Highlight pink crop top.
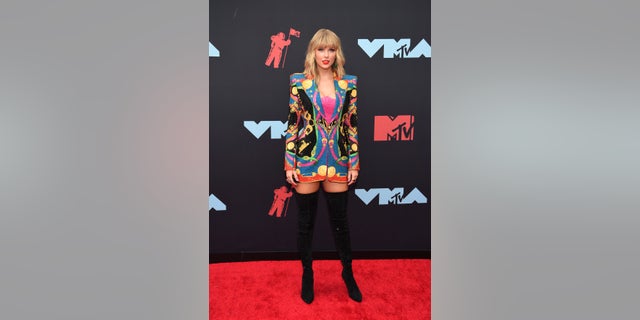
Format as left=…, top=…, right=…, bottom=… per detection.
left=321, top=95, right=336, bottom=118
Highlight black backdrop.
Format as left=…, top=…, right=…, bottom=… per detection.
left=210, top=0, right=430, bottom=258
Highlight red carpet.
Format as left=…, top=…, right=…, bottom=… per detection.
left=210, top=259, right=430, bottom=320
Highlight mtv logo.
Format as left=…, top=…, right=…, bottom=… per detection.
left=373, top=115, right=415, bottom=141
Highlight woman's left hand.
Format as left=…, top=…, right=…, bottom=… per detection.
left=347, top=170, right=359, bottom=185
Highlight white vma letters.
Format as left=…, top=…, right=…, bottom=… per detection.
left=358, top=39, right=431, bottom=58
left=244, top=121, right=287, bottom=139
left=355, top=188, right=428, bottom=205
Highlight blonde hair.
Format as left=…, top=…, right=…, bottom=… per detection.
left=303, top=29, right=346, bottom=81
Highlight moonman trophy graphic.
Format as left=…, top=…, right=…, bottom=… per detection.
left=265, top=28, right=301, bottom=69
left=268, top=186, right=293, bottom=218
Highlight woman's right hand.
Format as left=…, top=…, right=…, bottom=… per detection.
left=285, top=170, right=299, bottom=186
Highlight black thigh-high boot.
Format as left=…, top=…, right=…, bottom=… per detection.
left=326, top=191, right=362, bottom=302
left=295, top=190, right=319, bottom=304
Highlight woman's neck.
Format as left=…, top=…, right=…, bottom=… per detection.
left=317, top=68, right=334, bottom=82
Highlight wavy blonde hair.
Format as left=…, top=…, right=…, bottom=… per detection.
left=303, top=28, right=346, bottom=81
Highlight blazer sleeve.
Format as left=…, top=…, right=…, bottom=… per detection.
left=284, top=76, right=302, bottom=171
left=346, top=77, right=359, bottom=170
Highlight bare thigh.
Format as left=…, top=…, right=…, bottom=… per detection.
left=295, top=182, right=321, bottom=194
left=322, top=180, right=348, bottom=193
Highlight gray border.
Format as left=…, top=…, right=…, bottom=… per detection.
left=1, top=1, right=208, bottom=318
left=433, top=0, right=640, bottom=318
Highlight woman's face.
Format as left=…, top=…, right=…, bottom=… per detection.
left=315, top=46, right=336, bottom=70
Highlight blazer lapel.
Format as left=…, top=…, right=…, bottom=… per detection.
left=335, top=79, right=348, bottom=114
left=301, top=78, right=321, bottom=112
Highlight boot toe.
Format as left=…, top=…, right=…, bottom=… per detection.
left=348, top=289, right=362, bottom=302
left=301, top=271, right=314, bottom=304
left=301, top=291, right=314, bottom=304
left=342, top=271, right=363, bottom=302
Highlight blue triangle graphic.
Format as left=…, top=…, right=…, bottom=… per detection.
left=209, top=42, right=220, bottom=57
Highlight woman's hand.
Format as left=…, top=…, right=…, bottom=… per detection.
left=286, top=170, right=299, bottom=186
left=347, top=170, right=359, bottom=185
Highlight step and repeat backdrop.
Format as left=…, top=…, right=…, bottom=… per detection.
left=210, top=0, right=430, bottom=256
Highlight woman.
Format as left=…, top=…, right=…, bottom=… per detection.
left=284, top=28, right=362, bottom=304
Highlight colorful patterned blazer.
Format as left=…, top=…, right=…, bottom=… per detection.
left=284, top=73, right=359, bottom=183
